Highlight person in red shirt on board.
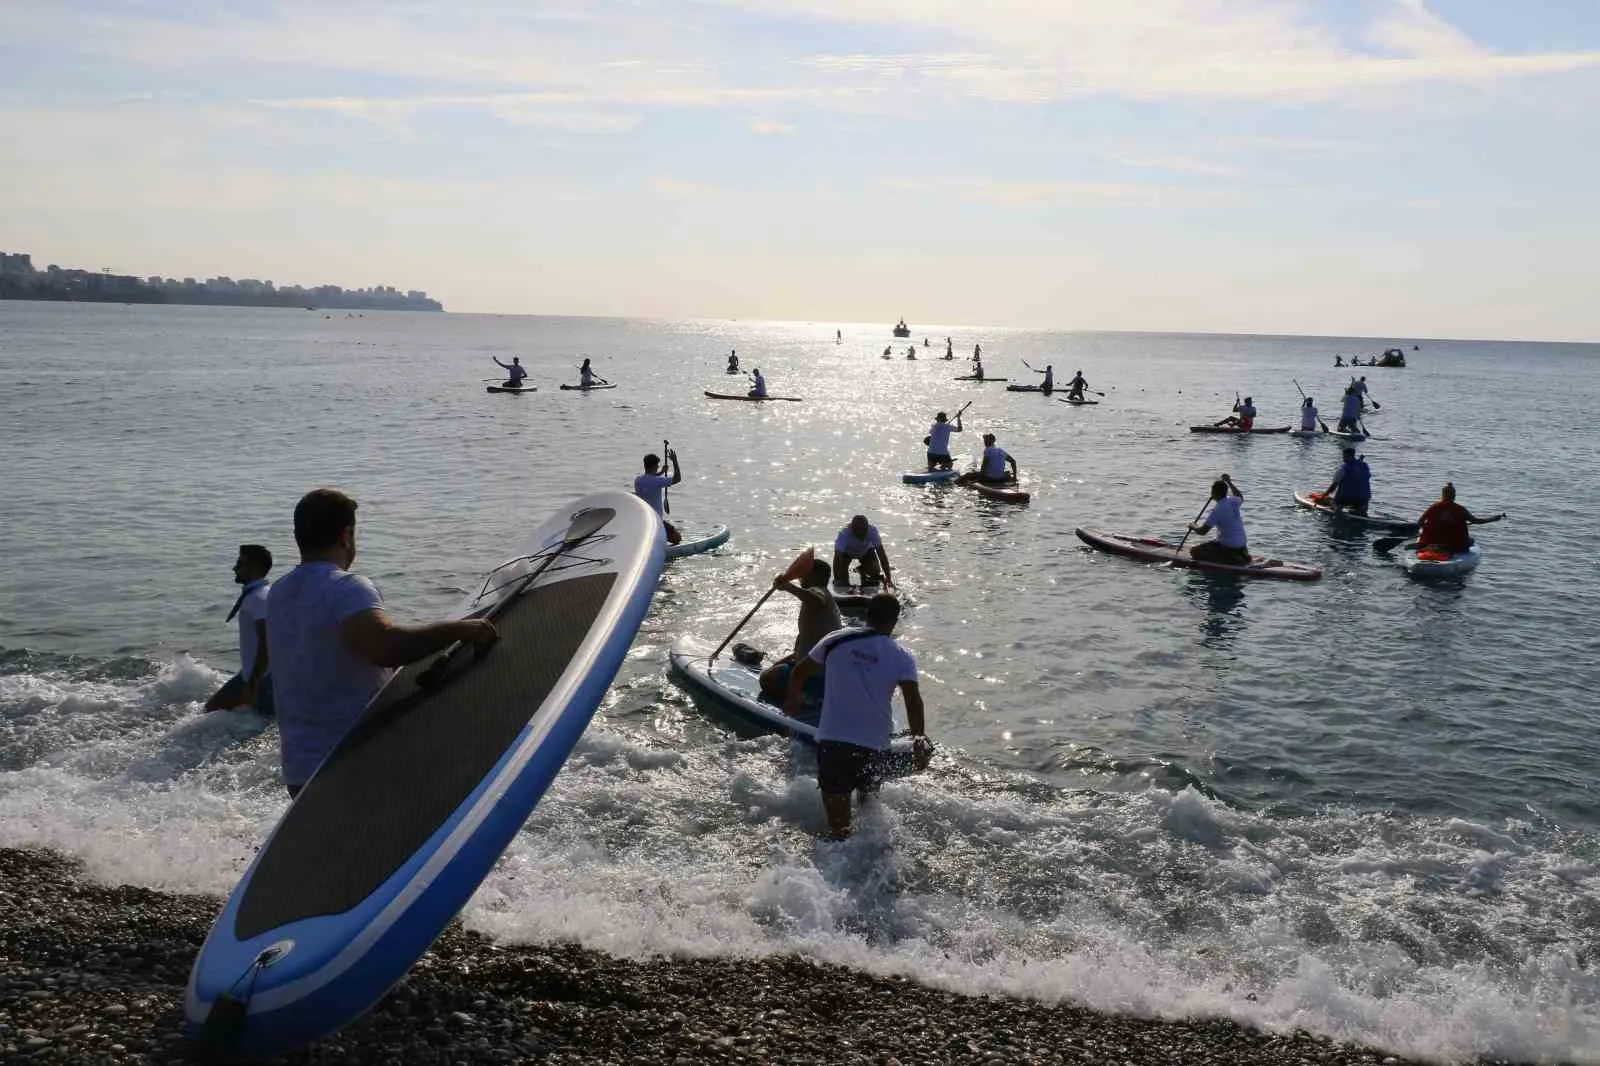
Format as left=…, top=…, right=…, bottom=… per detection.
left=1414, top=482, right=1505, bottom=552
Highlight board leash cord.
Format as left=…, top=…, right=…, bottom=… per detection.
left=197, top=942, right=288, bottom=1055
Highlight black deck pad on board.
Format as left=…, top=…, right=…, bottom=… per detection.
left=236, top=572, right=616, bottom=940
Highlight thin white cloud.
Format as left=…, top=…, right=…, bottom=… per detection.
left=748, top=117, right=796, bottom=134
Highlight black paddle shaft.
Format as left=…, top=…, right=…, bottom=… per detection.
left=416, top=507, right=615, bottom=689
left=662, top=439, right=671, bottom=515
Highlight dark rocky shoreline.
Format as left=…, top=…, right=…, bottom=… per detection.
left=0, top=847, right=1512, bottom=1065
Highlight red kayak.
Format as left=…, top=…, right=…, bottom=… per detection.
left=1189, top=425, right=1291, bottom=434
left=967, top=480, right=1030, bottom=504
left=1075, top=528, right=1321, bottom=581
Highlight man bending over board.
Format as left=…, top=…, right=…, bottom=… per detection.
left=832, top=514, right=894, bottom=588
left=205, top=543, right=275, bottom=715
left=633, top=449, right=683, bottom=545
left=268, top=489, right=498, bottom=799
left=758, top=558, right=843, bottom=702
left=785, top=594, right=928, bottom=839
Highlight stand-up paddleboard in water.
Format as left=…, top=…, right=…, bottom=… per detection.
left=1293, top=491, right=1417, bottom=534
left=186, top=492, right=666, bottom=1061
left=1075, top=528, right=1321, bottom=581
left=668, top=636, right=929, bottom=776
left=902, top=469, right=958, bottom=484
left=703, top=391, right=803, bottom=402
left=486, top=385, right=536, bottom=394
left=559, top=383, right=617, bottom=391
left=1189, top=425, right=1291, bottom=435
left=953, top=376, right=1009, bottom=383
left=966, top=480, right=1030, bottom=504
left=665, top=525, right=732, bottom=559
left=1399, top=544, right=1481, bottom=578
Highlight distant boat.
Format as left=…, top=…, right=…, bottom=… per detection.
left=892, top=318, right=911, bottom=338
left=1377, top=347, right=1407, bottom=368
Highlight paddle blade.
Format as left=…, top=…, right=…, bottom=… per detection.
left=780, top=547, right=816, bottom=582
left=566, top=507, right=615, bottom=544
left=1372, top=536, right=1406, bottom=555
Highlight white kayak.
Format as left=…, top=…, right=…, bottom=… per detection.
left=1399, top=544, right=1481, bottom=578
left=666, top=525, right=732, bottom=559
left=902, top=469, right=959, bottom=484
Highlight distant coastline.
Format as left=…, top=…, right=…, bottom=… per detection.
left=0, top=250, right=442, bottom=312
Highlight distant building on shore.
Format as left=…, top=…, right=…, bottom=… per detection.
left=0, top=252, right=444, bottom=312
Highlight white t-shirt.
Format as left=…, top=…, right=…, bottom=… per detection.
left=981, top=446, right=1011, bottom=479
left=834, top=524, right=883, bottom=558
left=235, top=580, right=270, bottom=677
left=1300, top=405, right=1318, bottom=430
left=808, top=628, right=918, bottom=751
left=634, top=472, right=674, bottom=516
left=927, top=421, right=959, bottom=454
left=267, top=562, right=392, bottom=787
left=1206, top=496, right=1247, bottom=549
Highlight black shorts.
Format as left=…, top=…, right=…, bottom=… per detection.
left=817, top=740, right=888, bottom=796
left=927, top=451, right=953, bottom=468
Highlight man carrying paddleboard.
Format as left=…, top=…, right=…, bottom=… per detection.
left=1412, top=483, right=1505, bottom=553
left=1321, top=448, right=1372, bottom=516
left=785, top=594, right=928, bottom=839
left=757, top=558, right=843, bottom=701
left=749, top=368, right=768, bottom=399
left=205, top=544, right=275, bottom=715
left=634, top=449, right=683, bottom=545
left=492, top=356, right=527, bottom=389
left=957, top=433, right=1018, bottom=485
left=1189, top=475, right=1249, bottom=565
left=1067, top=370, right=1090, bottom=401
left=267, top=489, right=498, bottom=798
left=833, top=514, right=895, bottom=588
left=1214, top=394, right=1256, bottom=430
left=925, top=409, right=963, bottom=471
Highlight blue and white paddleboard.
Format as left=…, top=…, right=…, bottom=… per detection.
left=185, top=492, right=665, bottom=1060
left=665, top=524, right=732, bottom=559
left=902, top=469, right=958, bottom=484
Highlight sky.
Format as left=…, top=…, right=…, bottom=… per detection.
left=2, top=1, right=1598, bottom=339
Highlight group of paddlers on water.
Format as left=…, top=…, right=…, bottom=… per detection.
left=491, top=356, right=609, bottom=389
left=1214, top=376, right=1376, bottom=435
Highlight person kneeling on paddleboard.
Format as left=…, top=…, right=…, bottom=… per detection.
left=633, top=450, right=683, bottom=545
left=924, top=409, right=963, bottom=471
left=1410, top=483, right=1505, bottom=553
left=832, top=515, right=895, bottom=589
left=205, top=543, right=275, bottom=715
left=1067, top=370, right=1090, bottom=401
left=748, top=368, right=767, bottom=398
left=1213, top=394, right=1256, bottom=430
left=727, top=350, right=739, bottom=373
left=493, top=356, right=527, bottom=388
left=758, top=558, right=843, bottom=701
left=958, top=433, right=1018, bottom=485
left=1321, top=448, right=1372, bottom=516
left=1300, top=396, right=1320, bottom=432
left=1336, top=387, right=1363, bottom=433
left=1189, top=475, right=1249, bottom=565
left=268, top=489, right=498, bottom=799
left=785, top=594, right=928, bottom=839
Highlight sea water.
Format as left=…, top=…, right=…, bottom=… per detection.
left=1, top=302, right=1597, bottom=1063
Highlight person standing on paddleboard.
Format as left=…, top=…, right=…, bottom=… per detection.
left=205, top=544, right=275, bottom=715
left=785, top=593, right=928, bottom=839
left=958, top=433, right=1018, bottom=485
left=925, top=409, right=963, bottom=471
left=1189, top=475, right=1249, bottom=565
left=267, top=489, right=498, bottom=798
left=832, top=514, right=895, bottom=589
left=1321, top=448, right=1372, bottom=516
left=492, top=356, right=527, bottom=389
left=1066, top=370, right=1090, bottom=401
left=1213, top=395, right=1256, bottom=430
left=1036, top=365, right=1055, bottom=394
left=757, top=557, right=843, bottom=701
left=1411, top=483, right=1505, bottom=553
left=634, top=450, right=683, bottom=545
left=1351, top=375, right=1370, bottom=410
left=748, top=368, right=768, bottom=399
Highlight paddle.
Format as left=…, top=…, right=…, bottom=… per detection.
left=662, top=439, right=671, bottom=516
left=1351, top=376, right=1380, bottom=411
left=709, top=548, right=815, bottom=663
left=1372, top=535, right=1411, bottom=555
left=1292, top=379, right=1331, bottom=433
left=416, top=507, right=615, bottom=689
left=1169, top=494, right=1216, bottom=563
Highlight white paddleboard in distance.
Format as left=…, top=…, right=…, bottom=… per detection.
left=185, top=492, right=666, bottom=1060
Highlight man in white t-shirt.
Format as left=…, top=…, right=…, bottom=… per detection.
left=958, top=433, right=1018, bottom=485
left=267, top=488, right=498, bottom=798
left=924, top=409, right=963, bottom=471
left=633, top=449, right=682, bottom=545
left=832, top=514, right=894, bottom=588
left=748, top=369, right=767, bottom=398
left=1189, top=475, right=1249, bottom=565
left=205, top=543, right=275, bottom=714
left=784, top=594, right=928, bottom=838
